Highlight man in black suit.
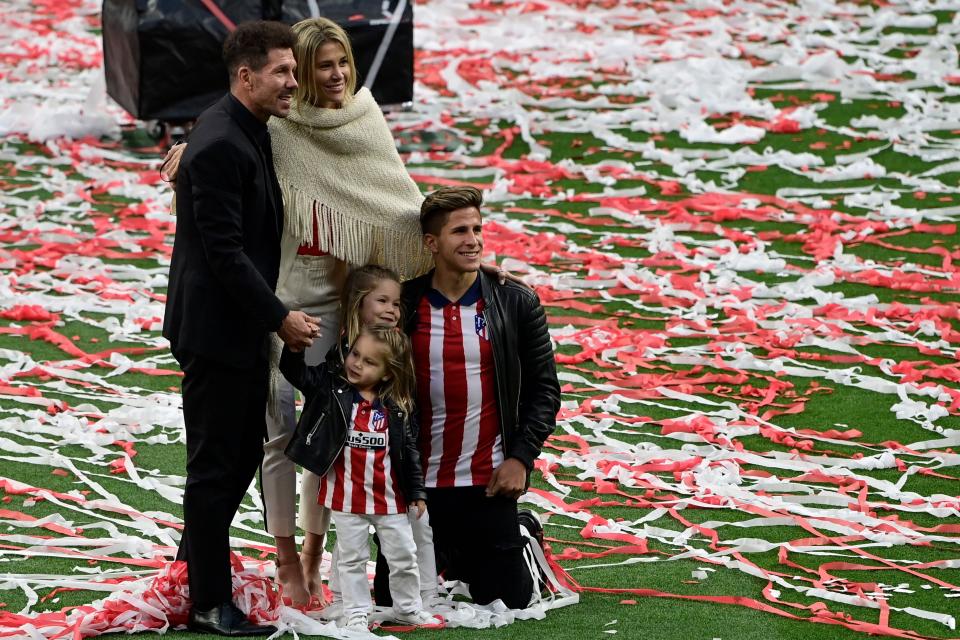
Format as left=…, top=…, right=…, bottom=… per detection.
left=162, top=21, right=318, bottom=636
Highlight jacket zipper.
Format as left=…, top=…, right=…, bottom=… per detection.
left=486, top=280, right=511, bottom=448
left=397, top=410, right=404, bottom=462
left=319, top=387, right=350, bottom=476
left=304, top=412, right=326, bottom=446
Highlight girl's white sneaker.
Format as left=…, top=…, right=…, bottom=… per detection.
left=342, top=614, right=368, bottom=632
left=392, top=609, right=439, bottom=626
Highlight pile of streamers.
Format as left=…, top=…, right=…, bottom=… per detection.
left=0, top=0, right=958, bottom=638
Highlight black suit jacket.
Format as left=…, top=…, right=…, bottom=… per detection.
left=163, top=94, right=288, bottom=369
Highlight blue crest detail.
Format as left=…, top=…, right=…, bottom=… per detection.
left=371, top=409, right=388, bottom=432
left=475, top=313, right=488, bottom=340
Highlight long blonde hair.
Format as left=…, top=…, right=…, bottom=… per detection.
left=291, top=17, right=358, bottom=108
left=340, top=265, right=403, bottom=351
left=359, top=325, right=416, bottom=414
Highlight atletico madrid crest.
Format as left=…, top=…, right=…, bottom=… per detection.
left=475, top=313, right=488, bottom=340
left=371, top=409, right=388, bottom=432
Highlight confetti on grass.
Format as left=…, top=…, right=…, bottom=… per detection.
left=0, top=0, right=958, bottom=638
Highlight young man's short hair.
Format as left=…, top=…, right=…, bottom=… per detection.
left=223, top=21, right=297, bottom=80
left=420, top=186, right=483, bottom=236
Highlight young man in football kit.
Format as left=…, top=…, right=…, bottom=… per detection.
left=400, top=186, right=560, bottom=608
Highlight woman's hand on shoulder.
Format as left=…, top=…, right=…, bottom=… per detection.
left=480, top=262, right=531, bottom=289
left=160, top=142, right=186, bottom=184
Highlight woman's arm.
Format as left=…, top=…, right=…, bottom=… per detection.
left=479, top=262, right=531, bottom=288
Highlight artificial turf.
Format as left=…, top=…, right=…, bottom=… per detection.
left=1, top=1, right=958, bottom=639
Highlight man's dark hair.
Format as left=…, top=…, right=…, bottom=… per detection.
left=420, top=186, right=484, bottom=236
left=222, top=21, right=297, bottom=80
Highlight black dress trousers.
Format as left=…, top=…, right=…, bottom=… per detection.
left=177, top=349, right=269, bottom=609
left=426, top=486, right=533, bottom=609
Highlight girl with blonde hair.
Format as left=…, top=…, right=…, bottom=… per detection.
left=262, top=16, right=431, bottom=606
left=279, top=325, right=440, bottom=631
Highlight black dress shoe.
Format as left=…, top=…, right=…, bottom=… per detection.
left=188, top=602, right=277, bottom=637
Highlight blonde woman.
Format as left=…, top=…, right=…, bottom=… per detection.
left=262, top=18, right=434, bottom=608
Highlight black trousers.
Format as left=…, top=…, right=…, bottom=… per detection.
left=176, top=351, right=268, bottom=609
left=375, top=486, right=532, bottom=609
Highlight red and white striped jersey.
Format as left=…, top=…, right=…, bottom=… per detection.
left=411, top=280, right=502, bottom=488
left=318, top=397, right=406, bottom=514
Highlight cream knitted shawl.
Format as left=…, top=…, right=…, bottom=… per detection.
left=268, top=87, right=432, bottom=281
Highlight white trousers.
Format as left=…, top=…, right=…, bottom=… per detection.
left=410, top=508, right=439, bottom=597
left=332, top=511, right=422, bottom=618
left=261, top=306, right=339, bottom=538
left=328, top=508, right=438, bottom=599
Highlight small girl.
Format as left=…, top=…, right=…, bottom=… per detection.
left=281, top=321, right=439, bottom=631
left=333, top=266, right=440, bottom=608
left=338, top=264, right=404, bottom=353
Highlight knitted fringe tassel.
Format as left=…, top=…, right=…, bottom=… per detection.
left=382, top=231, right=435, bottom=282
left=281, top=182, right=433, bottom=280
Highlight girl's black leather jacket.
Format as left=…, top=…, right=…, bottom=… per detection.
left=280, top=343, right=426, bottom=504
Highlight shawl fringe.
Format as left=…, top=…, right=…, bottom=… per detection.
left=278, top=179, right=433, bottom=279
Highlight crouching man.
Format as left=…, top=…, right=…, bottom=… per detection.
left=402, top=186, right=560, bottom=607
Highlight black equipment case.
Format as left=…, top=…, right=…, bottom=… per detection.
left=102, top=0, right=414, bottom=123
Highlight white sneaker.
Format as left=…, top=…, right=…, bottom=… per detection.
left=393, top=609, right=439, bottom=626
left=342, top=614, right=368, bottom=632
left=421, top=593, right=446, bottom=608
left=321, top=599, right=342, bottom=621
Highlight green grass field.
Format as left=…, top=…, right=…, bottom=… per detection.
left=0, top=0, right=958, bottom=638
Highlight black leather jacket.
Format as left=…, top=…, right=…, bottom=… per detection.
left=279, top=345, right=426, bottom=504
left=402, top=270, right=560, bottom=473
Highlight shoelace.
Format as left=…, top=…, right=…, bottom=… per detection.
left=345, top=615, right=368, bottom=628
